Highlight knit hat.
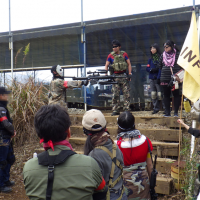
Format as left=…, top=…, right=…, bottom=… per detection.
left=82, top=109, right=106, bottom=131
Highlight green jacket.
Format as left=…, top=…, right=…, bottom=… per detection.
left=23, top=145, right=105, bottom=200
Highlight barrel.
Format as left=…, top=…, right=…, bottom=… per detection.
left=171, top=161, right=186, bottom=190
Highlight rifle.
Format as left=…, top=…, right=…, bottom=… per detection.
left=72, top=69, right=127, bottom=85
left=147, top=138, right=158, bottom=200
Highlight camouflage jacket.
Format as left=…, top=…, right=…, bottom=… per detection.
left=48, top=78, right=82, bottom=107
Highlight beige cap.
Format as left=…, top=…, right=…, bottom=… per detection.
left=82, top=109, right=106, bottom=131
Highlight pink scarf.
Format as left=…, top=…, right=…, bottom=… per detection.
left=163, top=48, right=176, bottom=67
left=40, top=139, right=73, bottom=151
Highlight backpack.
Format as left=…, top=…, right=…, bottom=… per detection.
left=95, top=143, right=124, bottom=200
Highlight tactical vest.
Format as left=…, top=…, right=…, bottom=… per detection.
left=111, top=51, right=128, bottom=72
left=95, top=143, right=124, bottom=200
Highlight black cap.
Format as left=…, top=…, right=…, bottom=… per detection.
left=0, top=87, right=11, bottom=95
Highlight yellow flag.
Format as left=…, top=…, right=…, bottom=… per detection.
left=177, top=12, right=200, bottom=102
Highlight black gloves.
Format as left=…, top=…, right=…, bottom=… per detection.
left=156, top=79, right=160, bottom=85
left=81, top=80, right=89, bottom=86
left=150, top=68, right=159, bottom=73
left=128, top=74, right=132, bottom=81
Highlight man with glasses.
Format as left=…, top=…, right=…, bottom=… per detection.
left=105, top=40, right=132, bottom=116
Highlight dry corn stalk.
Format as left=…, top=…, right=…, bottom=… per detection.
left=7, top=77, right=48, bottom=146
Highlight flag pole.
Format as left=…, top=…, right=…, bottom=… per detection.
left=178, top=94, right=184, bottom=190
left=189, top=0, right=198, bottom=160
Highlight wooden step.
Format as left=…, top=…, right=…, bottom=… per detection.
left=70, top=115, right=183, bottom=128
left=36, top=138, right=179, bottom=157
left=156, top=157, right=176, bottom=174
left=155, top=176, right=173, bottom=195
left=69, top=137, right=179, bottom=157
left=70, top=126, right=181, bottom=142
left=74, top=150, right=175, bottom=174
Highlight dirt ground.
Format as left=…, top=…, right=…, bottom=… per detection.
left=1, top=109, right=190, bottom=200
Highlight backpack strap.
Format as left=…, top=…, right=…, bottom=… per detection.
left=38, top=150, right=76, bottom=200
left=95, top=143, right=123, bottom=200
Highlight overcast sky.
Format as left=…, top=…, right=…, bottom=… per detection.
left=0, top=0, right=199, bottom=33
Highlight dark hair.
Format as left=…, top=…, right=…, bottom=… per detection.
left=112, top=40, right=121, bottom=47
left=164, top=40, right=179, bottom=52
left=150, top=43, right=162, bottom=58
left=34, top=104, right=71, bottom=143
left=51, top=65, right=57, bottom=73
left=117, top=111, right=135, bottom=134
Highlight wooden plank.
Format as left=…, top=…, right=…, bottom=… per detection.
left=69, top=137, right=179, bottom=157
left=156, top=158, right=176, bottom=174
left=70, top=126, right=181, bottom=142
left=74, top=151, right=176, bottom=174
left=69, top=137, right=86, bottom=145
left=155, top=176, right=173, bottom=195
left=70, top=115, right=183, bottom=128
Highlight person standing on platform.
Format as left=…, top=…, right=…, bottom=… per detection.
left=158, top=40, right=181, bottom=117
left=105, top=40, right=132, bottom=116
left=48, top=65, right=88, bottom=108
left=146, top=43, right=162, bottom=114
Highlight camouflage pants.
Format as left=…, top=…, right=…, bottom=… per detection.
left=111, top=74, right=130, bottom=112
left=123, top=164, right=150, bottom=200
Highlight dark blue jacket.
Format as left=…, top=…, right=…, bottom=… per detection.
left=0, top=101, right=14, bottom=139
left=146, top=58, right=161, bottom=80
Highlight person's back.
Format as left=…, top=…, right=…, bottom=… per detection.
left=23, top=105, right=106, bottom=200
left=82, top=109, right=127, bottom=200
left=49, top=78, right=66, bottom=106
left=116, top=111, right=153, bottom=200
left=23, top=146, right=104, bottom=200
left=89, top=139, right=124, bottom=192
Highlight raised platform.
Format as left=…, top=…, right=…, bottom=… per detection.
left=70, top=114, right=183, bottom=128
left=70, top=126, right=181, bottom=142
left=69, top=137, right=179, bottom=157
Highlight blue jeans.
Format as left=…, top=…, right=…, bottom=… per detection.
left=0, top=139, right=14, bottom=187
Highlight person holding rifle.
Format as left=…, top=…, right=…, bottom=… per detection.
left=105, top=40, right=132, bottom=116
left=48, top=65, right=88, bottom=108
left=116, top=111, right=154, bottom=199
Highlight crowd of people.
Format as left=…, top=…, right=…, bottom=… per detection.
left=0, top=39, right=191, bottom=199
left=104, top=39, right=182, bottom=117
left=23, top=105, right=154, bottom=200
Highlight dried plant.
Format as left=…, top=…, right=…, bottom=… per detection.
left=15, top=47, right=23, bottom=68
left=7, top=77, right=48, bottom=146
left=23, top=43, right=30, bottom=67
